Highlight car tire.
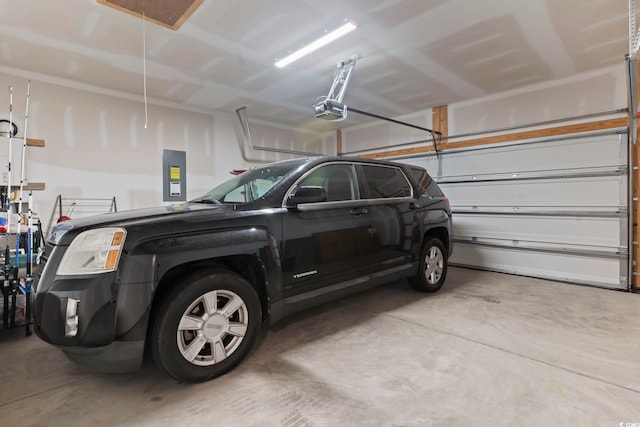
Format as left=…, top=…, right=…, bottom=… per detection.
left=409, top=237, right=448, bottom=293
left=151, top=269, right=262, bottom=383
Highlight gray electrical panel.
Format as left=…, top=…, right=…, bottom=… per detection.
left=162, top=149, right=186, bottom=202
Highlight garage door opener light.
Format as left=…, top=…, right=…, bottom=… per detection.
left=275, top=21, right=357, bottom=68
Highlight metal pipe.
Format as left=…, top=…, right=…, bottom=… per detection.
left=60, top=197, right=116, bottom=201
left=5, top=86, right=13, bottom=268
left=235, top=107, right=324, bottom=158
left=626, top=55, right=637, bottom=292
left=15, top=81, right=31, bottom=267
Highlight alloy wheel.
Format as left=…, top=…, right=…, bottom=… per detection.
left=176, top=289, right=249, bottom=366
left=424, top=246, right=444, bottom=285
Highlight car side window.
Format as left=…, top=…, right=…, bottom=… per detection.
left=361, top=165, right=412, bottom=199
left=298, top=164, right=359, bottom=202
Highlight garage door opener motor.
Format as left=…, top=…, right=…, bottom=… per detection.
left=313, top=54, right=359, bottom=121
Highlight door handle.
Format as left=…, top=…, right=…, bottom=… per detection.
left=350, top=207, right=368, bottom=216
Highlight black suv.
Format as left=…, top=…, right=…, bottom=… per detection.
left=34, top=156, right=452, bottom=383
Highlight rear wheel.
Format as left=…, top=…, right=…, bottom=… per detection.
left=409, top=237, right=448, bottom=293
left=151, top=269, right=261, bottom=383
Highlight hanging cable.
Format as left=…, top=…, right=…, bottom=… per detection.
left=142, top=11, right=148, bottom=129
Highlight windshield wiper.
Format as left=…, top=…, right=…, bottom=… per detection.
left=190, top=198, right=221, bottom=205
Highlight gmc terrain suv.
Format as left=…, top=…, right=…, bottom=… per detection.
left=34, top=156, right=452, bottom=383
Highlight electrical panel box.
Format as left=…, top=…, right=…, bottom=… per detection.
left=162, top=150, right=186, bottom=202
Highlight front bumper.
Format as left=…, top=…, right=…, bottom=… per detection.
left=34, top=245, right=153, bottom=372
left=62, top=340, right=145, bottom=373
left=34, top=273, right=119, bottom=347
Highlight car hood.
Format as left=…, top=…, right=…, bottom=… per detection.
left=48, top=203, right=235, bottom=244
left=69, top=203, right=229, bottom=226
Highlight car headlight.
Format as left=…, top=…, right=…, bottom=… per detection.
left=57, top=228, right=127, bottom=275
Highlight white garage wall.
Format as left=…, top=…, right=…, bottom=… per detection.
left=448, top=64, right=627, bottom=135
left=340, top=64, right=627, bottom=155
left=0, top=69, right=332, bottom=231
left=341, top=110, right=434, bottom=154
left=0, top=70, right=237, bottom=230
left=239, top=117, right=337, bottom=163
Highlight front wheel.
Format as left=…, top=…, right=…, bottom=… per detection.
left=151, top=269, right=261, bottom=383
left=409, top=238, right=448, bottom=293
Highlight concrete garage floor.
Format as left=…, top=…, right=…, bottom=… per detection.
left=1, top=267, right=640, bottom=426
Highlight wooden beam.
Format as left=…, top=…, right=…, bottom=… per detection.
left=447, top=117, right=628, bottom=150
left=432, top=105, right=448, bottom=138
left=359, top=145, right=433, bottom=159
left=173, top=0, right=204, bottom=30
left=336, top=129, right=342, bottom=155
left=8, top=182, right=45, bottom=191
left=6, top=137, right=45, bottom=147
left=24, top=182, right=45, bottom=191
left=26, top=138, right=45, bottom=147
left=359, top=117, right=628, bottom=159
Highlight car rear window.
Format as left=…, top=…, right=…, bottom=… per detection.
left=410, top=167, right=430, bottom=192
left=361, top=165, right=412, bottom=199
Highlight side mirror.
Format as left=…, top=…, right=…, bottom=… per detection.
left=287, top=186, right=327, bottom=207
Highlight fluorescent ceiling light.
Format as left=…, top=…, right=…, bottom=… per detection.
left=275, top=21, right=357, bottom=68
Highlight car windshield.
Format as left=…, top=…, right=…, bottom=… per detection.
left=191, top=159, right=306, bottom=204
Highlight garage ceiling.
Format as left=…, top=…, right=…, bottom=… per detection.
left=0, top=0, right=630, bottom=131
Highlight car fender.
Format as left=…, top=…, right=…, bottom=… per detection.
left=114, top=227, right=282, bottom=340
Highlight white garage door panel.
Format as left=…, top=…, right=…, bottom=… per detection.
left=416, top=133, right=626, bottom=178
left=405, top=129, right=629, bottom=290
left=453, top=215, right=622, bottom=247
left=440, top=176, right=625, bottom=207
left=451, top=243, right=624, bottom=289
